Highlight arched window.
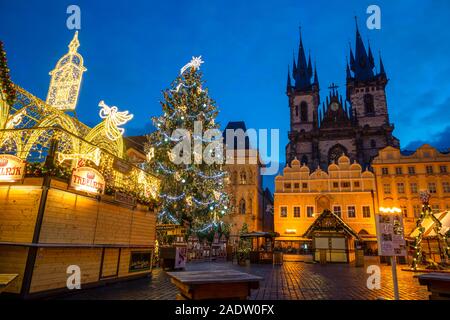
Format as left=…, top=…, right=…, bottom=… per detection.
left=364, top=94, right=375, bottom=115
left=300, top=101, right=308, bottom=122
left=295, top=105, right=299, bottom=117
left=240, top=171, right=247, bottom=184
left=239, top=199, right=246, bottom=214
left=301, top=155, right=308, bottom=166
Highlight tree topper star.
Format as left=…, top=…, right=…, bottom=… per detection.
left=180, top=56, right=204, bottom=75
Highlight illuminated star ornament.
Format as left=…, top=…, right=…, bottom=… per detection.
left=98, top=100, right=134, bottom=141
left=180, top=56, right=204, bottom=75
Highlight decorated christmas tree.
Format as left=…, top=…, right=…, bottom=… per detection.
left=146, top=57, right=230, bottom=233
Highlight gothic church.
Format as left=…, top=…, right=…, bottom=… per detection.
left=286, top=24, right=399, bottom=169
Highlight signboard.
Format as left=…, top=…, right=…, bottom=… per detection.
left=0, top=154, right=26, bottom=182
left=114, top=191, right=136, bottom=206
left=375, top=213, right=407, bottom=256
left=70, top=167, right=105, bottom=194
left=174, top=247, right=187, bottom=269
left=113, top=158, right=132, bottom=175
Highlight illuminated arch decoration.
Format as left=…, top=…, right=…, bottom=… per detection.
left=46, top=31, right=86, bottom=111
left=0, top=32, right=160, bottom=204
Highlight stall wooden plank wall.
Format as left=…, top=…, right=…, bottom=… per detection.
left=0, top=178, right=156, bottom=298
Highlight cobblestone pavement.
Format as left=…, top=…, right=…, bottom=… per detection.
left=61, top=257, right=429, bottom=300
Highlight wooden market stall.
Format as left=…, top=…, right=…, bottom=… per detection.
left=240, top=232, right=279, bottom=264
left=0, top=33, right=161, bottom=298
left=304, top=210, right=360, bottom=263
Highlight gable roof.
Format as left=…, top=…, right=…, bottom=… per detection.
left=303, top=210, right=360, bottom=239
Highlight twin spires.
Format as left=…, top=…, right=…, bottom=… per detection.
left=287, top=28, right=319, bottom=92
left=348, top=19, right=387, bottom=81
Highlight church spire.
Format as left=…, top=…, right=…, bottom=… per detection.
left=350, top=17, right=375, bottom=81
left=294, top=27, right=313, bottom=91
left=313, top=62, right=319, bottom=86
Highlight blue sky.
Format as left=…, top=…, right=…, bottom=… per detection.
left=1, top=0, right=450, bottom=166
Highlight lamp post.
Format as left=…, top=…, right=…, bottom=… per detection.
left=378, top=206, right=403, bottom=300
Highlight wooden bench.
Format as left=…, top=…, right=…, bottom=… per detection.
left=0, top=274, right=18, bottom=294
left=417, top=273, right=450, bottom=300
left=167, top=270, right=262, bottom=300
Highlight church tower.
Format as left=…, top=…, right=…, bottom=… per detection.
left=286, top=30, right=320, bottom=165
left=346, top=21, right=399, bottom=164
left=46, top=31, right=86, bottom=112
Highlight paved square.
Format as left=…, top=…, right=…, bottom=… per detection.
left=61, top=258, right=429, bottom=300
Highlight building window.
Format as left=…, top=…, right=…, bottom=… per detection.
left=440, top=165, right=448, bottom=173
left=413, top=205, right=421, bottom=218
left=341, top=181, right=350, bottom=188
left=354, top=181, right=360, bottom=188
left=397, top=183, right=405, bottom=194
left=431, top=205, right=440, bottom=213
left=302, top=182, right=308, bottom=189
left=280, top=206, right=287, bottom=218
left=395, top=167, right=403, bottom=175
left=284, top=183, right=291, bottom=189
left=401, top=206, right=408, bottom=218
left=383, top=184, right=391, bottom=195
left=382, top=167, right=389, bottom=175
left=300, top=102, right=308, bottom=122
left=240, top=171, right=247, bottom=184
left=333, top=182, right=339, bottom=188
left=347, top=206, right=356, bottom=218
left=239, top=199, right=246, bottom=214
left=428, top=182, right=437, bottom=194
left=443, top=182, right=450, bottom=193
left=364, top=94, right=375, bottom=115
left=306, top=206, right=314, bottom=218
left=410, top=183, right=418, bottom=194
left=294, top=183, right=300, bottom=189
left=408, top=166, right=416, bottom=175
left=294, top=206, right=301, bottom=218
left=426, top=166, right=434, bottom=174
left=295, top=105, right=299, bottom=117
left=333, top=206, right=342, bottom=217
left=362, top=206, right=371, bottom=218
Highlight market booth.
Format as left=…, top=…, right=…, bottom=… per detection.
left=304, top=210, right=360, bottom=263
left=0, top=33, right=160, bottom=298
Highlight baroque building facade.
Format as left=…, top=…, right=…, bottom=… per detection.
left=372, top=144, right=450, bottom=235
left=285, top=25, right=399, bottom=169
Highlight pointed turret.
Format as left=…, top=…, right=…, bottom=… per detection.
left=379, top=52, right=386, bottom=78
left=313, top=62, right=319, bottom=86
left=307, top=53, right=313, bottom=79
left=286, top=65, right=292, bottom=92
left=346, top=60, right=352, bottom=79
left=367, top=42, right=375, bottom=69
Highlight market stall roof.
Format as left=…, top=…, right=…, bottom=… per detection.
left=409, top=211, right=450, bottom=238
left=240, top=232, right=279, bottom=239
left=303, top=210, right=360, bottom=239
left=275, top=236, right=311, bottom=241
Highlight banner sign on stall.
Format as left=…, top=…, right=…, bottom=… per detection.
left=375, top=212, right=407, bottom=256
left=0, top=154, right=26, bottom=182
left=70, top=167, right=105, bottom=194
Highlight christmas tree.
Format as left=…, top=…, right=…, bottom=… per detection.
left=146, top=57, right=230, bottom=233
